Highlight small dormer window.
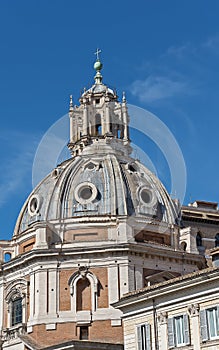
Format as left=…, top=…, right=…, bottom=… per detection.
left=85, top=162, right=96, bottom=171
left=96, top=99, right=100, bottom=104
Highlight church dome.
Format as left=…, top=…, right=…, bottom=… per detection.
left=14, top=143, right=179, bottom=236
left=84, top=82, right=115, bottom=96
left=14, top=53, right=179, bottom=236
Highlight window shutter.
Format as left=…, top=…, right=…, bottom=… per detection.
left=183, top=314, right=190, bottom=345
left=168, top=318, right=175, bottom=348
left=137, top=325, right=142, bottom=350
left=145, top=323, right=151, bottom=350
left=217, top=306, right=219, bottom=336
left=200, top=309, right=208, bottom=342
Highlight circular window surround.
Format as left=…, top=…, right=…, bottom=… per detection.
left=138, top=187, right=157, bottom=207
left=74, top=182, right=98, bottom=205
left=84, top=162, right=97, bottom=171
left=28, top=194, right=41, bottom=216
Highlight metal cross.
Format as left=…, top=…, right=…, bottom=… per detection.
left=94, top=48, right=101, bottom=60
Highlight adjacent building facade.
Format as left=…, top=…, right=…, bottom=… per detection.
left=0, top=55, right=218, bottom=350
left=114, top=261, right=219, bottom=350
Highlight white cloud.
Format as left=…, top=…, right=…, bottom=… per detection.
left=0, top=130, right=39, bottom=208
left=130, top=75, right=188, bottom=103
left=0, top=151, right=33, bottom=207
left=133, top=35, right=219, bottom=104
left=202, top=35, right=219, bottom=50
left=166, top=44, right=192, bottom=58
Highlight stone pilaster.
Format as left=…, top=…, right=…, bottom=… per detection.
left=188, top=304, right=200, bottom=350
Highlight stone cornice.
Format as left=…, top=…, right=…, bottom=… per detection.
left=113, top=267, right=219, bottom=309
left=0, top=242, right=205, bottom=275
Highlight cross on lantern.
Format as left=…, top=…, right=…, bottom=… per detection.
left=94, top=48, right=101, bottom=60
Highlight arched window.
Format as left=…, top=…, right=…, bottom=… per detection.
left=180, top=241, right=187, bottom=251
left=76, top=278, right=91, bottom=311
left=69, top=268, right=98, bottom=314
left=196, top=233, right=202, bottom=247
left=11, top=297, right=22, bottom=326
left=4, top=253, right=11, bottom=262
left=215, top=233, right=219, bottom=247
left=95, top=114, right=102, bottom=135
left=5, top=280, right=26, bottom=328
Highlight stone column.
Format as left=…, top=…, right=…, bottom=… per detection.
left=122, top=103, right=128, bottom=140
left=105, top=101, right=110, bottom=134
left=188, top=304, right=200, bottom=350
left=82, top=103, right=88, bottom=136
left=69, top=114, right=74, bottom=143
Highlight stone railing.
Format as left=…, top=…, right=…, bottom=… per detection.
left=2, top=324, right=26, bottom=342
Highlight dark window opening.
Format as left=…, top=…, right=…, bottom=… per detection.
left=80, top=326, right=89, bottom=340
left=96, top=99, right=100, bottom=104
left=97, top=124, right=102, bottom=135
left=79, top=186, right=93, bottom=200
left=11, top=297, right=22, bottom=326
left=95, top=114, right=102, bottom=135
left=141, top=189, right=151, bottom=204
left=215, top=233, right=219, bottom=247
left=181, top=241, right=187, bottom=251
left=196, top=233, right=202, bottom=247
left=128, top=164, right=137, bottom=173
left=86, top=162, right=95, bottom=170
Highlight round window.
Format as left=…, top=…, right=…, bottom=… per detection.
left=28, top=195, right=41, bottom=216
left=30, top=197, right=38, bottom=211
left=139, top=187, right=157, bottom=207
left=79, top=186, right=93, bottom=200
left=85, top=162, right=96, bottom=170
left=75, top=182, right=98, bottom=204
left=140, top=189, right=152, bottom=204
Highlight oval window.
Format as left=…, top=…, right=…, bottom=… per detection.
left=79, top=186, right=93, bottom=200
left=141, top=189, right=152, bottom=204
left=139, top=187, right=157, bottom=207
left=28, top=195, right=41, bottom=216
left=85, top=162, right=96, bottom=170
left=75, top=182, right=98, bottom=204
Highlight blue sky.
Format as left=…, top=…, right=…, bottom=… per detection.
left=1, top=0, right=219, bottom=239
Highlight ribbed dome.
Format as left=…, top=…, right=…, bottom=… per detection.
left=14, top=57, right=180, bottom=237
left=14, top=142, right=179, bottom=236
left=83, top=83, right=115, bottom=96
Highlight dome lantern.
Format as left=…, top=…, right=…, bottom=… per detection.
left=67, top=50, right=131, bottom=157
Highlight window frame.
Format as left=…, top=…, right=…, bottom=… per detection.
left=136, top=322, right=151, bottom=350
left=168, top=314, right=190, bottom=348
left=79, top=326, right=89, bottom=340
left=200, top=306, right=219, bottom=342
left=11, top=297, right=23, bottom=326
